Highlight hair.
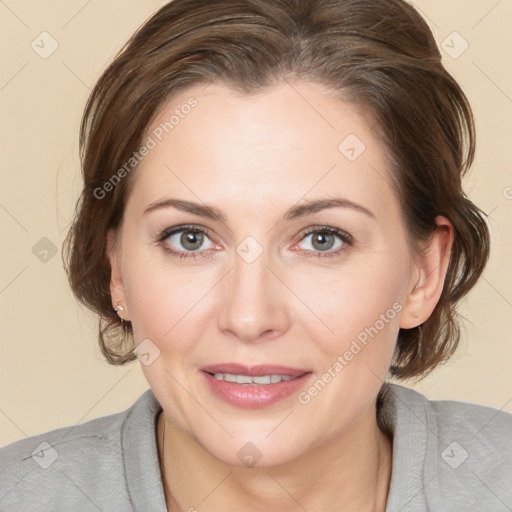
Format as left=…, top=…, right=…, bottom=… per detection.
left=62, top=0, right=490, bottom=380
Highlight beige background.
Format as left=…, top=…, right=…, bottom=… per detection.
left=1, top=0, right=511, bottom=447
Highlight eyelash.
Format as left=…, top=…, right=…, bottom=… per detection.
left=157, top=224, right=354, bottom=260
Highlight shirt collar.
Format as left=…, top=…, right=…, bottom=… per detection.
left=121, top=384, right=430, bottom=512
left=122, top=388, right=167, bottom=511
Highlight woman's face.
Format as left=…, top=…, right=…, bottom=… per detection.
left=109, top=81, right=421, bottom=466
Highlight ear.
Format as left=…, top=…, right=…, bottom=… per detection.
left=400, top=216, right=454, bottom=329
left=106, top=229, right=131, bottom=321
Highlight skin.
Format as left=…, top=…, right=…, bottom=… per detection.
left=108, top=81, right=454, bottom=511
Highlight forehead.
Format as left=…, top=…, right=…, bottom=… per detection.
left=127, top=81, right=397, bottom=220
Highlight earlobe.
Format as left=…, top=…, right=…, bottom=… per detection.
left=400, top=216, right=454, bottom=329
left=106, top=229, right=130, bottom=321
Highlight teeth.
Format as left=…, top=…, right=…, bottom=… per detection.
left=253, top=375, right=272, bottom=384
left=236, top=374, right=253, bottom=384
left=212, top=373, right=299, bottom=385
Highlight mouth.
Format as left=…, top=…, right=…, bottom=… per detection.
left=200, top=363, right=313, bottom=408
left=206, top=373, right=300, bottom=384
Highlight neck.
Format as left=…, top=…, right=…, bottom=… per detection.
left=157, top=402, right=392, bottom=512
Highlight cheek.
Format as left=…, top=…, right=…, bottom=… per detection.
left=123, top=248, right=218, bottom=351
left=294, top=261, right=405, bottom=429
left=293, top=255, right=407, bottom=349
left=125, top=270, right=175, bottom=341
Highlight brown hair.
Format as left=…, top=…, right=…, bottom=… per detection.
left=62, top=0, right=490, bottom=380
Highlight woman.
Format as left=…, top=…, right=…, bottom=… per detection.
left=1, top=0, right=510, bottom=510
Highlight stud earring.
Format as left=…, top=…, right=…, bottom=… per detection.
left=114, top=300, right=125, bottom=320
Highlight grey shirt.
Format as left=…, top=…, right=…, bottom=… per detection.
left=1, top=384, right=511, bottom=511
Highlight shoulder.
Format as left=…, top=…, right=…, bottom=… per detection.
left=0, top=390, right=157, bottom=512
left=384, top=384, right=512, bottom=511
left=388, top=383, right=512, bottom=442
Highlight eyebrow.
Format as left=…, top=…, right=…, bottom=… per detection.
left=143, top=197, right=376, bottom=222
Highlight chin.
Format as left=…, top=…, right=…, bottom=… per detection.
left=202, top=437, right=306, bottom=469
left=191, top=421, right=316, bottom=469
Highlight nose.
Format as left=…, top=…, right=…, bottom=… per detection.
left=216, top=247, right=291, bottom=343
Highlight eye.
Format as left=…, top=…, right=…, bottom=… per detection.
left=158, top=225, right=216, bottom=259
left=157, top=224, right=353, bottom=260
left=296, top=227, right=353, bottom=258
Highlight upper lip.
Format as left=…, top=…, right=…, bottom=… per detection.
left=201, top=363, right=311, bottom=377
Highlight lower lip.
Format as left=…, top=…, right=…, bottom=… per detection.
left=202, top=371, right=312, bottom=408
